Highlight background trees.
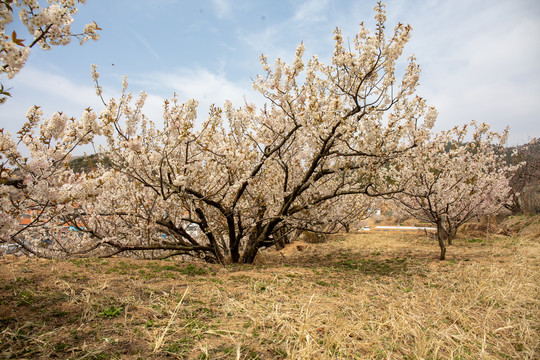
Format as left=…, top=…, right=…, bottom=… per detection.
left=506, top=138, right=540, bottom=214
left=390, top=122, right=513, bottom=260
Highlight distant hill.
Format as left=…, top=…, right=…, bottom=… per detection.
left=69, top=153, right=112, bottom=173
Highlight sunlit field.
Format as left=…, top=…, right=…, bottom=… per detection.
left=1, top=216, right=538, bottom=359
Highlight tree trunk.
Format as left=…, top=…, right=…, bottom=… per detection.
left=274, top=226, right=291, bottom=250
left=438, top=235, right=446, bottom=260
left=436, top=221, right=447, bottom=260
left=241, top=241, right=259, bottom=264
left=446, top=226, right=459, bottom=246
left=230, top=246, right=240, bottom=263
left=241, top=221, right=281, bottom=263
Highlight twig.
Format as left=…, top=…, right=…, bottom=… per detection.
left=153, top=286, right=189, bottom=353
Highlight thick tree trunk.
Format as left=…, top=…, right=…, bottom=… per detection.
left=231, top=247, right=240, bottom=263
left=240, top=220, right=282, bottom=263
left=241, top=241, right=259, bottom=264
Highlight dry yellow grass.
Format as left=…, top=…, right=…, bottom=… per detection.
left=0, top=215, right=538, bottom=359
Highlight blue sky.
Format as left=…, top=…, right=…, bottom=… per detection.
left=2, top=0, right=540, bottom=146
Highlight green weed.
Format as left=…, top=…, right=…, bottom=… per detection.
left=99, top=305, right=123, bottom=318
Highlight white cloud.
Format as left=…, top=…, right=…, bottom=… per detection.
left=212, top=0, right=232, bottom=19
left=293, top=0, right=329, bottom=25
left=398, top=0, right=540, bottom=144
left=8, top=67, right=101, bottom=109
left=1, top=67, right=104, bottom=137
left=133, top=67, right=264, bottom=121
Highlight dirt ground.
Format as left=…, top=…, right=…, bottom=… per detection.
left=1, top=216, right=539, bottom=359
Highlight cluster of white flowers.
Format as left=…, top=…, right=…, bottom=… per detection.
left=0, top=37, right=30, bottom=78
left=0, top=0, right=100, bottom=92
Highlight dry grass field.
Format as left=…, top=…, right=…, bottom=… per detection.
left=0, top=216, right=538, bottom=359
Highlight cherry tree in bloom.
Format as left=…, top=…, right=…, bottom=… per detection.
left=1, top=4, right=436, bottom=263
left=390, top=122, right=514, bottom=260
left=0, top=0, right=100, bottom=102
left=0, top=104, right=101, bottom=257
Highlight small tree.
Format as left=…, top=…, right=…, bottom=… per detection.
left=391, top=122, right=514, bottom=260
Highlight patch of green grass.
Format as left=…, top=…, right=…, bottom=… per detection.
left=146, top=263, right=208, bottom=276
left=151, top=264, right=179, bottom=272
left=70, top=258, right=89, bottom=267
left=186, top=318, right=210, bottom=333
left=165, top=337, right=193, bottom=355
left=144, top=319, right=156, bottom=328
left=180, top=264, right=208, bottom=276
left=240, top=346, right=262, bottom=359
left=104, top=261, right=147, bottom=276
left=254, top=282, right=267, bottom=292
left=99, top=305, right=123, bottom=318
left=214, top=345, right=236, bottom=355
left=193, top=307, right=216, bottom=319
left=53, top=342, right=70, bottom=352
left=16, top=290, right=35, bottom=306
left=424, top=282, right=440, bottom=289
left=315, top=280, right=331, bottom=287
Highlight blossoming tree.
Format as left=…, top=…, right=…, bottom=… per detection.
left=391, top=122, right=514, bottom=260
left=0, top=0, right=100, bottom=102
left=1, top=4, right=438, bottom=263
left=0, top=104, right=101, bottom=256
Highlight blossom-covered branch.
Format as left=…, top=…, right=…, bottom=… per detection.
left=0, top=0, right=100, bottom=102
